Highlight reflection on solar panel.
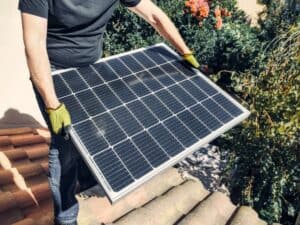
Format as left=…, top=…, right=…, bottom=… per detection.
left=52, top=43, right=250, bottom=202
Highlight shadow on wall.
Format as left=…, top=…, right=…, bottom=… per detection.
left=0, top=108, right=44, bottom=129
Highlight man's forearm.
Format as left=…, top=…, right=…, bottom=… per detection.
left=26, top=44, right=60, bottom=109
left=21, top=13, right=60, bottom=109
left=130, top=0, right=191, bottom=55
left=151, top=13, right=191, bottom=55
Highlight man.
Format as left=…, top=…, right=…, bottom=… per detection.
left=19, top=0, right=200, bottom=224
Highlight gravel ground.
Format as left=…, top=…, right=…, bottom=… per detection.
left=177, top=144, right=229, bottom=194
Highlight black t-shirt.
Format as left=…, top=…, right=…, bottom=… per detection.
left=19, top=0, right=141, bottom=68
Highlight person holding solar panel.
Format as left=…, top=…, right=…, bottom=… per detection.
left=19, top=0, right=200, bottom=224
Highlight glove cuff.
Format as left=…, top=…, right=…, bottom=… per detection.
left=182, top=52, right=193, bottom=58
left=46, top=103, right=63, bottom=113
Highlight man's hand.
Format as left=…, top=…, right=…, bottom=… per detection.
left=182, top=53, right=200, bottom=69
left=47, top=103, right=71, bottom=135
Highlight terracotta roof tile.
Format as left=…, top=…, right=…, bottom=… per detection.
left=0, top=127, right=277, bottom=225
left=11, top=218, right=35, bottom=225
left=0, top=192, right=17, bottom=212
left=0, top=136, right=11, bottom=147
left=9, top=134, right=45, bottom=147
left=0, top=128, right=35, bottom=137
left=0, top=208, right=24, bottom=225
left=0, top=170, right=13, bottom=185
left=20, top=144, right=49, bottom=159
left=77, top=170, right=276, bottom=225
left=0, top=127, right=53, bottom=225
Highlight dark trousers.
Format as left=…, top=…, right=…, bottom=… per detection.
left=32, top=81, right=95, bottom=225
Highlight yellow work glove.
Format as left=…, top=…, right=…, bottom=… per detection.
left=182, top=53, right=200, bottom=69
left=46, top=103, right=71, bottom=135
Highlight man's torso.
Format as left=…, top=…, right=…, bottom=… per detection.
left=47, top=0, right=119, bottom=68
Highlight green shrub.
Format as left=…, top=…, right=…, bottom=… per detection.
left=104, top=1, right=300, bottom=224
left=217, top=27, right=300, bottom=224
left=258, top=0, right=300, bottom=41
left=104, top=0, right=260, bottom=73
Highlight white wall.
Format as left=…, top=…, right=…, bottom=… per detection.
left=0, top=0, right=46, bottom=128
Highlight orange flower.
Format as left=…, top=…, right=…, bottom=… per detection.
left=215, top=16, right=223, bottom=30
left=185, top=0, right=210, bottom=18
left=199, top=5, right=209, bottom=17
left=214, top=6, right=221, bottom=17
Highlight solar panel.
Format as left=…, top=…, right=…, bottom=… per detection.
left=52, top=43, right=250, bottom=202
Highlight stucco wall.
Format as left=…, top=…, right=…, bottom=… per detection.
left=237, top=0, right=265, bottom=25
left=0, top=0, right=46, bottom=128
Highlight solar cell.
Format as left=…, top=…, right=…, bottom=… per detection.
left=53, top=43, right=250, bottom=202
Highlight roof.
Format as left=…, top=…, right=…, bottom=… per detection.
left=0, top=127, right=278, bottom=225
left=0, top=127, right=53, bottom=225
left=78, top=168, right=274, bottom=225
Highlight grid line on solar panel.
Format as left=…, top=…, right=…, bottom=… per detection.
left=109, top=80, right=137, bottom=103
left=77, top=66, right=104, bottom=87
left=76, top=90, right=106, bottom=117
left=135, top=53, right=241, bottom=133
left=92, top=62, right=119, bottom=82
left=56, top=44, right=247, bottom=199
left=169, top=60, right=197, bottom=77
left=119, top=54, right=144, bottom=73
left=93, top=113, right=127, bottom=146
left=132, top=131, right=169, bottom=167
left=141, top=95, right=173, bottom=120
left=153, top=51, right=223, bottom=103
left=163, top=116, right=198, bottom=147
left=160, top=63, right=186, bottom=82
left=132, top=65, right=218, bottom=140
left=181, top=80, right=208, bottom=101
left=75, top=54, right=196, bottom=163
left=66, top=72, right=209, bottom=128
left=128, top=57, right=204, bottom=115
left=84, top=115, right=142, bottom=185
left=56, top=57, right=199, bottom=101
left=73, top=59, right=187, bottom=172
left=53, top=75, right=72, bottom=98
left=132, top=52, right=156, bottom=68
left=148, top=67, right=175, bottom=86
left=64, top=70, right=226, bottom=156
left=151, top=46, right=179, bottom=61
left=93, top=149, right=134, bottom=191
left=135, top=71, right=164, bottom=92
left=148, top=124, right=184, bottom=156
left=106, top=58, right=132, bottom=77
left=61, top=70, right=88, bottom=92
left=60, top=95, right=89, bottom=123
left=190, top=104, right=223, bottom=131
left=114, top=140, right=153, bottom=179
left=78, top=55, right=219, bottom=148
left=177, top=110, right=211, bottom=138
left=212, top=93, right=243, bottom=117
left=144, top=47, right=167, bottom=64
left=123, top=75, right=151, bottom=97
left=73, top=120, right=109, bottom=155
left=111, top=107, right=143, bottom=137
left=202, top=98, right=233, bottom=123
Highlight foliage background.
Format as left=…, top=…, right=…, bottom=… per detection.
left=104, top=0, right=260, bottom=73
left=104, top=0, right=300, bottom=224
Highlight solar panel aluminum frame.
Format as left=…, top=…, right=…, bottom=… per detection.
left=52, top=42, right=250, bottom=203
